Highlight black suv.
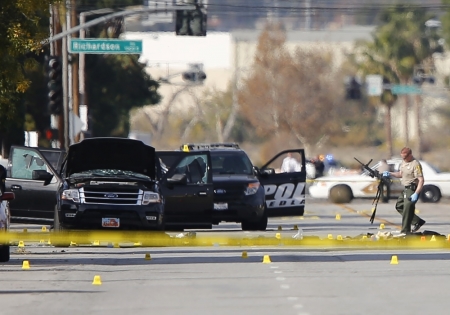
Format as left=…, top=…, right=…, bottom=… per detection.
left=6, top=138, right=216, bottom=231
left=177, top=143, right=307, bottom=231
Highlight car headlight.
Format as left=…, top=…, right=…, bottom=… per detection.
left=61, top=189, right=80, bottom=203
left=244, top=182, right=260, bottom=196
left=142, top=191, right=161, bottom=205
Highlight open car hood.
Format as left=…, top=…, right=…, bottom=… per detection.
left=65, top=138, right=155, bottom=179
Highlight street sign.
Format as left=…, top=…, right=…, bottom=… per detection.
left=69, top=39, right=143, bottom=54
left=391, top=84, right=422, bottom=95
left=366, top=74, right=383, bottom=96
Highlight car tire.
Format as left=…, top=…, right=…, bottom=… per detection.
left=421, top=185, right=441, bottom=203
left=0, top=245, right=10, bottom=262
left=329, top=185, right=353, bottom=204
left=241, top=207, right=268, bottom=231
left=53, top=206, right=70, bottom=247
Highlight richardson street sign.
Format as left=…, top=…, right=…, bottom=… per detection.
left=69, top=39, right=143, bottom=54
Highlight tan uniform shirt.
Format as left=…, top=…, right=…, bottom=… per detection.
left=400, top=159, right=423, bottom=186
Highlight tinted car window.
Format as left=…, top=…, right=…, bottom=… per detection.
left=40, top=150, right=63, bottom=171
left=210, top=151, right=253, bottom=175
left=11, top=148, right=48, bottom=179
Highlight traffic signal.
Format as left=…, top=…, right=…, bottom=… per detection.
left=45, top=128, right=59, bottom=140
left=46, top=56, right=63, bottom=115
left=345, top=76, right=362, bottom=100
left=175, top=4, right=207, bottom=36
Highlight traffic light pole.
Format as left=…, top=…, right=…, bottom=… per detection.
left=43, top=4, right=200, bottom=149
left=44, top=5, right=197, bottom=45
left=62, top=20, right=69, bottom=151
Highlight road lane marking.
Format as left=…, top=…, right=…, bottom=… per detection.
left=336, top=204, right=401, bottom=229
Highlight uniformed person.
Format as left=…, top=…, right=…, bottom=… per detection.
left=382, top=147, right=426, bottom=235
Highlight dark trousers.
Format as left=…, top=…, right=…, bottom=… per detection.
left=395, top=187, right=423, bottom=233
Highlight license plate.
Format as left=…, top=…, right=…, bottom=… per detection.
left=102, top=218, right=120, bottom=228
left=214, top=203, right=228, bottom=210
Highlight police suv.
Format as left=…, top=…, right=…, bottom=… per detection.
left=170, top=144, right=307, bottom=231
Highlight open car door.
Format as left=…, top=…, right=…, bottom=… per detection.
left=258, top=149, right=306, bottom=217
left=157, top=151, right=214, bottom=230
left=6, top=146, right=64, bottom=224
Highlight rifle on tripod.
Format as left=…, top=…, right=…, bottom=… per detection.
left=354, top=158, right=392, bottom=224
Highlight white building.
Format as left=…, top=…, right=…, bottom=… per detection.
left=124, top=26, right=448, bottom=142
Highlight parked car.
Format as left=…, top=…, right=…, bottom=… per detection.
left=0, top=192, right=15, bottom=262
left=309, top=159, right=450, bottom=203
left=6, top=138, right=215, bottom=231
left=172, top=143, right=307, bottom=230
left=5, top=140, right=308, bottom=232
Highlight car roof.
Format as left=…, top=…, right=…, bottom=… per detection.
left=180, top=143, right=242, bottom=152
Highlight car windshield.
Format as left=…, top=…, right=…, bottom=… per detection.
left=70, top=169, right=150, bottom=180
left=211, top=152, right=253, bottom=175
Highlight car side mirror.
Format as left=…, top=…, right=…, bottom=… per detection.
left=32, top=170, right=54, bottom=186
left=0, top=192, right=15, bottom=201
left=253, top=166, right=260, bottom=175
left=260, top=168, right=275, bottom=176
left=167, top=173, right=187, bottom=185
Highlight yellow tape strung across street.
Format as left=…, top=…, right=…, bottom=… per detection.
left=1, top=231, right=450, bottom=249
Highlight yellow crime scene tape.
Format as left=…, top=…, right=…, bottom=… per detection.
left=2, top=230, right=450, bottom=249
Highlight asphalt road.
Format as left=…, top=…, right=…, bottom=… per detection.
left=2, top=197, right=450, bottom=315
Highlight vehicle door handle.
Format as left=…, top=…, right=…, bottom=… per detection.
left=11, top=185, right=22, bottom=191
left=198, top=191, right=207, bottom=196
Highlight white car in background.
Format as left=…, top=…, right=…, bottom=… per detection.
left=309, top=159, right=450, bottom=203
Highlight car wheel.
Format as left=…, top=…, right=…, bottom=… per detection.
left=421, top=185, right=441, bottom=203
left=329, top=185, right=353, bottom=204
left=242, top=207, right=268, bottom=231
left=0, top=246, right=10, bottom=262
left=53, top=206, right=70, bottom=247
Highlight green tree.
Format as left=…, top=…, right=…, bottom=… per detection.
left=76, top=0, right=161, bottom=137
left=0, top=0, right=58, bottom=155
left=86, top=54, right=160, bottom=137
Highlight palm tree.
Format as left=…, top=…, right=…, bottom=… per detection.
left=353, top=4, right=439, bottom=157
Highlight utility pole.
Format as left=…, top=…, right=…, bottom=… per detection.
left=62, top=1, right=69, bottom=151
left=71, top=0, right=80, bottom=143
left=66, top=0, right=73, bottom=147
left=78, top=9, right=115, bottom=141
left=415, top=94, right=422, bottom=159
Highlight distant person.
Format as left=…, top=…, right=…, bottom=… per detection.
left=382, top=147, right=426, bottom=235
left=281, top=153, right=301, bottom=173
left=378, top=159, right=389, bottom=173
left=313, top=155, right=325, bottom=177
left=378, top=159, right=390, bottom=203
